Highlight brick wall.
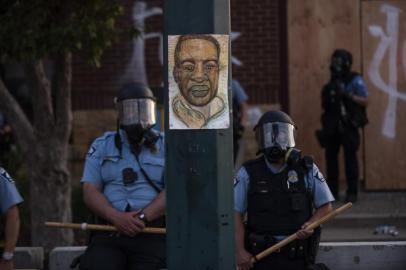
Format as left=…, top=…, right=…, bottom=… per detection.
left=231, top=0, right=286, bottom=106
left=72, top=0, right=136, bottom=110
left=72, top=0, right=286, bottom=109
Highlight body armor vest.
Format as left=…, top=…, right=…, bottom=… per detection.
left=321, top=72, right=368, bottom=132
left=245, top=156, right=313, bottom=235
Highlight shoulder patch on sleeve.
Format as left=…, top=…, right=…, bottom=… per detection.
left=87, top=146, right=97, bottom=157
left=0, top=167, right=14, bottom=183
left=233, top=177, right=240, bottom=187
left=314, top=170, right=325, bottom=182
left=87, top=134, right=109, bottom=157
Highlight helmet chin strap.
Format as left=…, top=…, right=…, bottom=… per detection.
left=284, top=148, right=294, bottom=163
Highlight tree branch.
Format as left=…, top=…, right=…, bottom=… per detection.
left=55, top=53, right=72, bottom=143
left=25, top=60, right=54, bottom=133
left=0, top=79, right=35, bottom=156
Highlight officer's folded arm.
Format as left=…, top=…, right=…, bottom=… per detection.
left=296, top=202, right=333, bottom=239
left=82, top=182, right=145, bottom=236
left=139, top=190, right=166, bottom=223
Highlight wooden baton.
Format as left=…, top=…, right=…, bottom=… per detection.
left=251, top=202, right=352, bottom=263
left=45, top=222, right=166, bottom=234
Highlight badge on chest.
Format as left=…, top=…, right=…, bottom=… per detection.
left=122, top=167, right=138, bottom=185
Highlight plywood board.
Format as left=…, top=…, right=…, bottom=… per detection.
left=361, top=1, right=406, bottom=189
left=288, top=0, right=361, bottom=178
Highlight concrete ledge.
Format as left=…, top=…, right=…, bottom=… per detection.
left=317, top=242, right=406, bottom=270
left=49, top=246, right=86, bottom=270
left=14, top=247, right=44, bottom=269
left=48, top=242, right=406, bottom=270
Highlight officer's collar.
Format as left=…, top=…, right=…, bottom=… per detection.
left=264, top=157, right=287, bottom=174
left=119, top=129, right=130, bottom=147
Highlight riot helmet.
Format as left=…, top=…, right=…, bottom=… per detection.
left=116, top=83, right=157, bottom=144
left=330, top=49, right=352, bottom=78
left=254, top=110, right=296, bottom=162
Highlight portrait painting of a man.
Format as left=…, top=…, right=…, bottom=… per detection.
left=168, top=34, right=229, bottom=129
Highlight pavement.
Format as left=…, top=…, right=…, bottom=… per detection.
left=321, top=191, right=406, bottom=242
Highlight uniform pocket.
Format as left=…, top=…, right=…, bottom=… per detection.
left=141, top=156, right=164, bottom=185
left=100, top=156, right=121, bottom=182
left=250, top=182, right=274, bottom=214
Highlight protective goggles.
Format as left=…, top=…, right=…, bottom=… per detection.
left=255, top=122, right=295, bottom=150
left=117, top=99, right=156, bottom=127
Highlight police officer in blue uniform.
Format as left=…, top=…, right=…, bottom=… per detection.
left=79, top=83, right=166, bottom=270
left=234, top=111, right=334, bottom=270
left=0, top=167, right=23, bottom=270
left=319, top=49, right=369, bottom=203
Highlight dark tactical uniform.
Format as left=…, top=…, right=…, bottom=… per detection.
left=235, top=110, right=334, bottom=270
left=318, top=49, right=368, bottom=201
left=245, top=156, right=313, bottom=237
left=235, top=155, right=333, bottom=270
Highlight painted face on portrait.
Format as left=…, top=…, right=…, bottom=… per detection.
left=174, top=39, right=219, bottom=106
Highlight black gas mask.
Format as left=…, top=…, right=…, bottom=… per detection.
left=121, top=124, right=148, bottom=146
left=330, top=49, right=352, bottom=80
left=255, top=121, right=296, bottom=163
left=122, top=127, right=160, bottom=151
left=116, top=83, right=159, bottom=148
left=117, top=98, right=158, bottom=146
left=263, top=146, right=286, bottom=163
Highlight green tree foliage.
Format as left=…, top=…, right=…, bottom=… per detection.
left=0, top=0, right=137, bottom=66
left=0, top=0, right=138, bottom=249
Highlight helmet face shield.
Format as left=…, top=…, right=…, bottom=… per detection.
left=256, top=122, right=295, bottom=151
left=117, top=99, right=156, bottom=127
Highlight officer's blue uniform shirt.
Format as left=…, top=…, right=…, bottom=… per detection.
left=345, top=75, right=368, bottom=97
left=0, top=167, right=23, bottom=214
left=234, top=158, right=335, bottom=214
left=81, top=129, right=164, bottom=212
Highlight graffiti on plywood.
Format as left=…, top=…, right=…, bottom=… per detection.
left=368, top=4, right=406, bottom=139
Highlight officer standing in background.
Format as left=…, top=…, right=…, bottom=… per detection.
left=318, top=49, right=368, bottom=203
left=0, top=167, right=23, bottom=270
left=80, top=83, right=166, bottom=270
left=234, top=111, right=334, bottom=270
